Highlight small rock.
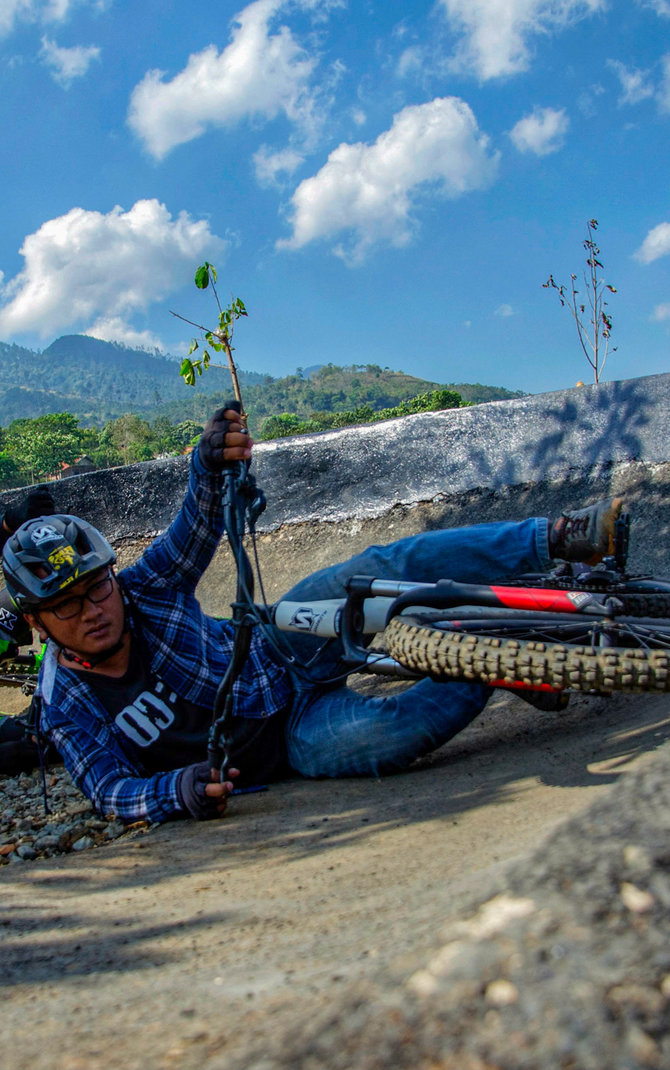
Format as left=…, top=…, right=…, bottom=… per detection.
left=621, top=882, right=655, bottom=914
left=485, top=979, right=519, bottom=1006
left=72, top=836, right=95, bottom=852
left=103, top=822, right=125, bottom=840
left=33, top=833, right=62, bottom=851
left=16, top=844, right=38, bottom=860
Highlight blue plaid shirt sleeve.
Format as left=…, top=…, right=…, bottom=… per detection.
left=36, top=449, right=291, bottom=824
left=47, top=707, right=184, bottom=823
left=125, top=447, right=226, bottom=595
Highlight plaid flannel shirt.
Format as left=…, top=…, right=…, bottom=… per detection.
left=38, top=450, right=293, bottom=824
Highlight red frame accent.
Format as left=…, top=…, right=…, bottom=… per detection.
left=490, top=679, right=563, bottom=693
left=490, top=585, right=579, bottom=613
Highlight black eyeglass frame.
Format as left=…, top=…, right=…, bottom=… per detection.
left=40, top=568, right=116, bottom=621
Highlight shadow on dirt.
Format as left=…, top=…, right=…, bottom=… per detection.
left=4, top=689, right=669, bottom=993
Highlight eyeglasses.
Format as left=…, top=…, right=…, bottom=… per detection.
left=42, top=570, right=115, bottom=621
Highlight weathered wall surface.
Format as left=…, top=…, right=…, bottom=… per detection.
left=3, top=371, right=670, bottom=612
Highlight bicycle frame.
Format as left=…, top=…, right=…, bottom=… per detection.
left=270, top=573, right=632, bottom=681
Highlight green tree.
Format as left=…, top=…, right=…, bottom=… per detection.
left=5, top=413, right=86, bottom=482
left=151, top=416, right=180, bottom=456
left=260, top=413, right=318, bottom=439
left=100, top=414, right=153, bottom=464
left=0, top=450, right=21, bottom=489
left=173, top=420, right=204, bottom=451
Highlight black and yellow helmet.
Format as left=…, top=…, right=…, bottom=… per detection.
left=2, top=515, right=116, bottom=611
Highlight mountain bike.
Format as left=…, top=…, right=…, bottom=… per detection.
left=208, top=465, right=670, bottom=773
left=0, top=586, right=40, bottom=692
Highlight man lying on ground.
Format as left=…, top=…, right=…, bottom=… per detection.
left=1, top=405, right=623, bottom=823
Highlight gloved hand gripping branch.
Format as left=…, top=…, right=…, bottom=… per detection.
left=198, top=400, right=246, bottom=472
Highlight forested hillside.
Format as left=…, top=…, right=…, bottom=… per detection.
left=0, top=336, right=239, bottom=423
left=0, top=335, right=524, bottom=433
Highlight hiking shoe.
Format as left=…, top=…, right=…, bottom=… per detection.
left=550, top=497, right=625, bottom=565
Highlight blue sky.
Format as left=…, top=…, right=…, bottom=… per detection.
left=1, top=0, right=669, bottom=395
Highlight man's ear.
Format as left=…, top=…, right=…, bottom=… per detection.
left=25, top=612, right=48, bottom=643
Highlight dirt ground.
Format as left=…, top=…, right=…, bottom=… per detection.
left=2, top=681, right=669, bottom=1070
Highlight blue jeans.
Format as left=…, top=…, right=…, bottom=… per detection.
left=280, top=517, right=551, bottom=778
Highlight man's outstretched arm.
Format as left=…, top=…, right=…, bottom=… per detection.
left=126, top=405, right=253, bottom=596
left=46, top=707, right=239, bottom=824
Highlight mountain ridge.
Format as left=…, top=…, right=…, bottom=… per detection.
left=0, top=334, right=524, bottom=430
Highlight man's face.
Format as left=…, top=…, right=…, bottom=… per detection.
left=26, top=568, right=125, bottom=659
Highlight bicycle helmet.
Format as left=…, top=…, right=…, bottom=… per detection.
left=1, top=514, right=116, bottom=611
left=0, top=585, right=32, bottom=645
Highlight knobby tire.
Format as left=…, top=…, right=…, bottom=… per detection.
left=384, top=615, right=670, bottom=693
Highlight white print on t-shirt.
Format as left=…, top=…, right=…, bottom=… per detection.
left=115, top=679, right=177, bottom=747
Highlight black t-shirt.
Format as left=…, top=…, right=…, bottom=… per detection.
left=86, top=644, right=288, bottom=786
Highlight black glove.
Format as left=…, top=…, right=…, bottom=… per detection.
left=198, top=400, right=242, bottom=472
left=3, top=487, right=55, bottom=532
left=176, top=760, right=220, bottom=820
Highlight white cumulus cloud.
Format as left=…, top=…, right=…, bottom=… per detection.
left=636, top=0, right=670, bottom=15
left=0, top=0, right=101, bottom=37
left=127, top=0, right=319, bottom=160
left=277, top=97, right=499, bottom=265
left=84, top=317, right=165, bottom=350
left=509, top=106, right=569, bottom=155
left=634, top=221, right=670, bottom=263
left=254, top=145, right=305, bottom=187
left=607, top=59, right=654, bottom=105
left=39, top=35, right=101, bottom=85
left=437, top=0, right=606, bottom=80
left=495, top=303, right=514, bottom=317
left=0, top=199, right=226, bottom=341
left=651, top=303, right=670, bottom=321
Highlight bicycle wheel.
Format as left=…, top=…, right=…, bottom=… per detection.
left=384, top=612, right=670, bottom=693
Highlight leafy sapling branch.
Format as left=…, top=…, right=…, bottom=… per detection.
left=171, top=262, right=248, bottom=419
left=543, top=219, right=617, bottom=384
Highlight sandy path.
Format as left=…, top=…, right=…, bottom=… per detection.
left=2, top=685, right=669, bottom=1070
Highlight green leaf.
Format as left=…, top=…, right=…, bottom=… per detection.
left=188, top=339, right=199, bottom=355
left=194, top=264, right=211, bottom=290
left=180, top=358, right=196, bottom=387
left=203, top=351, right=211, bottom=368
